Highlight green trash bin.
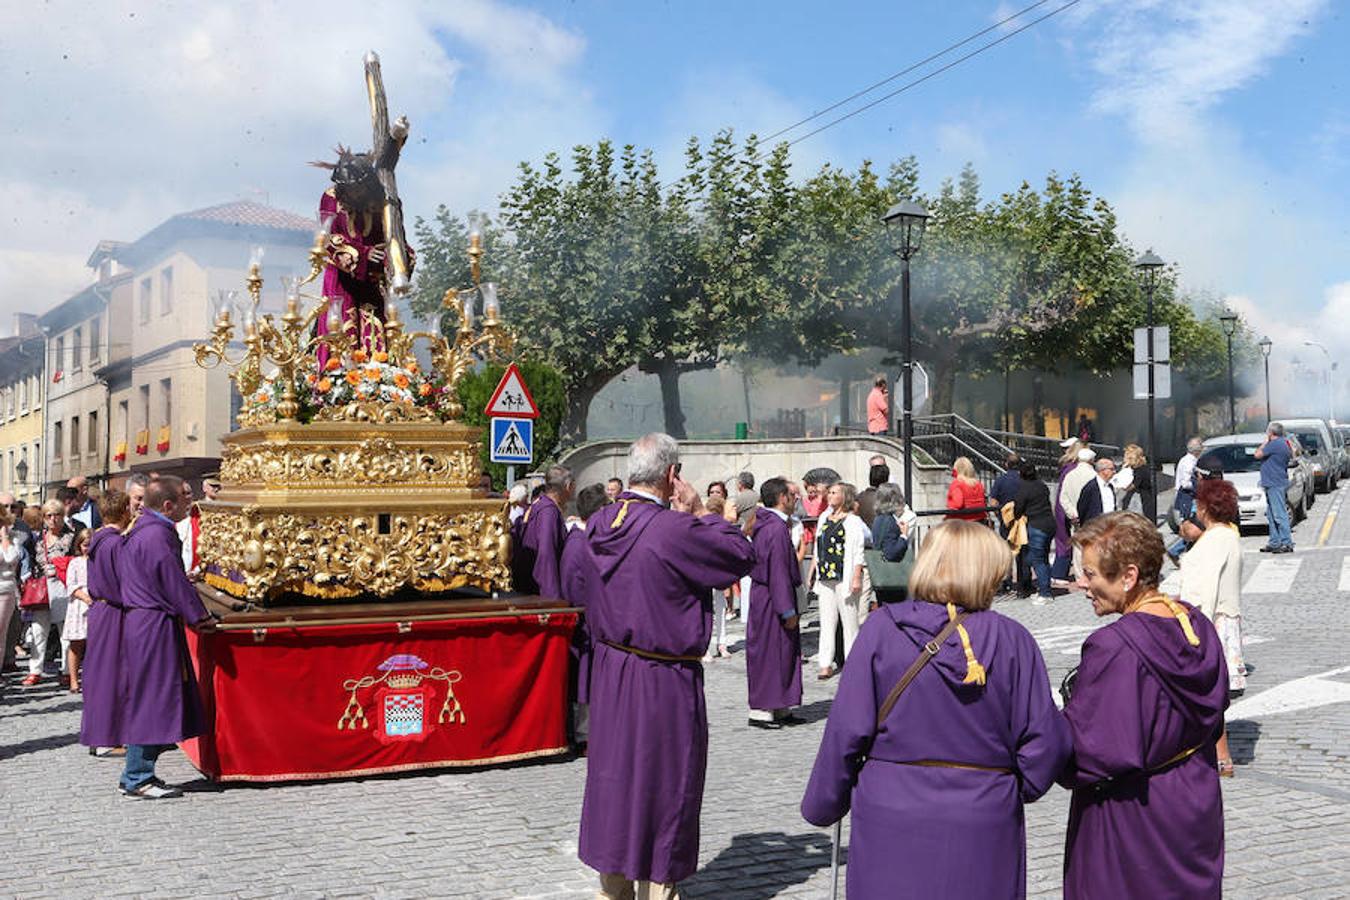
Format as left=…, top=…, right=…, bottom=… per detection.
left=735, top=422, right=749, bottom=440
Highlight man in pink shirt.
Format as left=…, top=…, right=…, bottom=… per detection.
left=866, top=375, right=890, bottom=435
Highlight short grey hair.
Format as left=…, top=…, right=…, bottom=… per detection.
left=544, top=465, right=574, bottom=493
left=628, top=433, right=679, bottom=486
left=127, top=473, right=151, bottom=488
left=736, top=471, right=755, bottom=490
left=1095, top=458, right=1116, bottom=473
left=1268, top=422, right=1285, bottom=437
left=508, top=483, right=529, bottom=504
left=875, top=483, right=907, bottom=516
left=1187, top=437, right=1204, bottom=454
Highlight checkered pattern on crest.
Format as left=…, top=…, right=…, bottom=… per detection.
left=383, top=692, right=425, bottom=737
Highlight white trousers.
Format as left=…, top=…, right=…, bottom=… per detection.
left=25, top=608, right=54, bottom=675
left=738, top=574, right=752, bottom=633
left=815, top=579, right=861, bottom=670
left=708, top=588, right=727, bottom=654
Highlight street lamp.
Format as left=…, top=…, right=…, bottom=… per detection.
left=1134, top=249, right=1165, bottom=523
left=14, top=457, right=28, bottom=487
left=1305, top=340, right=1334, bottom=421
left=1219, top=311, right=1239, bottom=433
left=882, top=199, right=930, bottom=508
left=1258, top=336, right=1273, bottom=422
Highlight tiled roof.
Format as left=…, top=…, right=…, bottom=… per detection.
left=176, top=200, right=315, bottom=233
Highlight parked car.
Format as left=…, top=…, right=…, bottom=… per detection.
left=1203, top=433, right=1313, bottom=530
left=1335, top=424, right=1350, bottom=477
left=1281, top=418, right=1340, bottom=492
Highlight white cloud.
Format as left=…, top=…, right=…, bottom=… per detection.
left=1082, top=0, right=1325, bottom=144
left=0, top=0, right=595, bottom=326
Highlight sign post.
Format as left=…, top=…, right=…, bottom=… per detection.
left=486, top=363, right=540, bottom=489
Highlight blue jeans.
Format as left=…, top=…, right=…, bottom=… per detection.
left=1025, top=526, right=1053, bottom=597
left=1265, top=487, right=1293, bottom=548
left=120, top=744, right=170, bottom=792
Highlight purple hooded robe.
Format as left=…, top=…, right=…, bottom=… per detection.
left=1059, top=604, right=1228, bottom=899
left=579, top=492, right=756, bottom=883
left=79, top=525, right=127, bottom=747
left=559, top=526, right=596, bottom=705
left=802, top=599, right=1071, bottom=899
left=315, top=188, right=388, bottom=366
left=513, top=494, right=566, bottom=599
left=746, top=506, right=803, bottom=711
left=119, top=512, right=210, bottom=745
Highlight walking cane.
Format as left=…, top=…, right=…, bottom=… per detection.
left=829, top=818, right=842, bottom=900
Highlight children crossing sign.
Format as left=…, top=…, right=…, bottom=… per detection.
left=484, top=363, right=540, bottom=419
left=490, top=418, right=533, bottom=464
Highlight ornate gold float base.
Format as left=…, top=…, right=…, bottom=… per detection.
left=201, top=420, right=510, bottom=603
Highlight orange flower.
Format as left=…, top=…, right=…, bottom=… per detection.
left=254, top=392, right=268, bottom=403
left=324, top=356, right=341, bottom=372
left=418, top=383, right=433, bottom=397
left=364, top=367, right=381, bottom=382
left=305, top=372, right=317, bottom=385
left=352, top=349, right=368, bottom=364
left=317, top=377, right=333, bottom=392
left=394, top=373, right=410, bottom=389
left=373, top=351, right=389, bottom=363
left=345, top=370, right=362, bottom=386
left=406, top=360, right=420, bottom=373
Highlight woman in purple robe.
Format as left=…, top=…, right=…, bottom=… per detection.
left=79, top=489, right=132, bottom=752
left=802, top=520, right=1071, bottom=899
left=1061, top=511, right=1228, bottom=899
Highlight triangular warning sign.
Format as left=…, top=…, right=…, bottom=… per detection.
left=484, top=363, right=540, bottom=418
left=494, top=421, right=528, bottom=457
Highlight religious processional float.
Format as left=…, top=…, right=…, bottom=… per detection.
left=179, top=53, right=578, bottom=783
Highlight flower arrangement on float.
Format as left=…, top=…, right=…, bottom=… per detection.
left=240, top=348, right=456, bottom=423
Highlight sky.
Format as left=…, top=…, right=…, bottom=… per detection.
left=2, top=0, right=1346, bottom=400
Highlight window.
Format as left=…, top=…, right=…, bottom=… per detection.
left=17, top=377, right=26, bottom=413
left=161, top=378, right=173, bottom=426
left=31, top=374, right=40, bottom=410
left=139, top=277, right=152, bottom=324
left=71, top=416, right=81, bottom=460
left=6, top=450, right=12, bottom=489
left=54, top=421, right=63, bottom=459
left=139, top=384, right=151, bottom=431
left=119, top=399, right=129, bottom=445
left=160, top=267, right=174, bottom=315
left=55, top=336, right=65, bottom=376
left=88, top=410, right=99, bottom=455
left=89, top=316, right=102, bottom=364
left=72, top=326, right=83, bottom=371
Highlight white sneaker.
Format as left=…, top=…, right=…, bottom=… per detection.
left=1031, top=597, right=1048, bottom=606
left=121, top=780, right=183, bottom=800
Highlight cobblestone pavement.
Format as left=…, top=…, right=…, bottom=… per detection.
left=3, top=489, right=1349, bottom=898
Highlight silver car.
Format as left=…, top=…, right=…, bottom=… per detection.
left=1202, top=433, right=1313, bottom=529
left=1281, top=418, right=1340, bottom=492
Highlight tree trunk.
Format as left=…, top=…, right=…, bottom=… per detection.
left=741, top=367, right=753, bottom=426
left=1032, top=376, right=1046, bottom=437
left=655, top=359, right=688, bottom=440
left=931, top=357, right=957, bottom=415
left=559, top=371, right=617, bottom=449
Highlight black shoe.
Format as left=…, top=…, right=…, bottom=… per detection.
left=777, top=714, right=807, bottom=727
left=1259, top=545, right=1276, bottom=553
left=748, top=718, right=783, bottom=730
left=1275, top=545, right=1295, bottom=553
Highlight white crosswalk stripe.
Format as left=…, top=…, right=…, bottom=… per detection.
left=1243, top=557, right=1303, bottom=594
left=1340, top=555, right=1350, bottom=592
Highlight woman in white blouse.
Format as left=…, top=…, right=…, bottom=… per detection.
left=811, top=481, right=867, bottom=680
left=1178, top=477, right=1244, bottom=777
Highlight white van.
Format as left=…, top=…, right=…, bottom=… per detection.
left=1280, top=418, right=1339, bottom=492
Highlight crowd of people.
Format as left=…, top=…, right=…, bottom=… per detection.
left=507, top=432, right=1236, bottom=899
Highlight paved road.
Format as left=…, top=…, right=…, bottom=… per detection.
left=3, top=489, right=1349, bottom=898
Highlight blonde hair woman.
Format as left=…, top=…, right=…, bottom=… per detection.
left=803, top=521, right=1070, bottom=898
left=945, top=456, right=989, bottom=522
left=22, top=499, right=76, bottom=686
left=812, top=481, right=866, bottom=679
left=1111, top=444, right=1152, bottom=514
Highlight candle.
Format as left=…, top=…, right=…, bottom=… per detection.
left=480, top=282, right=499, bottom=319
left=249, top=246, right=265, bottom=269
left=462, top=291, right=476, bottom=330
left=326, top=300, right=343, bottom=335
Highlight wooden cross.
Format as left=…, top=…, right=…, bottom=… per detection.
left=363, top=51, right=412, bottom=296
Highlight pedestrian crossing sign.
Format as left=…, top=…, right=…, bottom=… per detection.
left=490, top=417, right=533, bottom=464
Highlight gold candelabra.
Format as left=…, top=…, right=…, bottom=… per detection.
left=194, top=228, right=514, bottom=427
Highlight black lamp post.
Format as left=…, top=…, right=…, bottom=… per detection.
left=1219, top=311, right=1239, bottom=433
left=1134, top=249, right=1165, bottom=523
left=882, top=199, right=930, bottom=508
left=1258, top=336, right=1273, bottom=422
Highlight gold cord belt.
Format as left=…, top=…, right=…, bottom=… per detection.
left=1151, top=744, right=1202, bottom=771
left=894, top=758, right=1014, bottom=774
left=600, top=639, right=703, bottom=664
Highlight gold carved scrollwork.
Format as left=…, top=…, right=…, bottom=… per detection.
left=201, top=506, right=511, bottom=601
left=217, top=434, right=479, bottom=488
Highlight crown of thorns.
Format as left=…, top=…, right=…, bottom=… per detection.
left=309, top=145, right=378, bottom=186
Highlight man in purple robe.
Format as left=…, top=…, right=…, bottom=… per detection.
left=79, top=489, right=132, bottom=757
left=579, top=433, right=756, bottom=897
left=117, top=475, right=215, bottom=799
left=560, top=483, right=611, bottom=744
left=513, top=465, right=574, bottom=599
left=746, top=477, right=803, bottom=729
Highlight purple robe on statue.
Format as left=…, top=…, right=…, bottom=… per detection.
left=119, top=512, right=210, bottom=746
left=79, top=526, right=127, bottom=747
left=802, top=599, right=1071, bottom=900
left=513, top=494, right=566, bottom=599
left=560, top=526, right=596, bottom=705
left=1059, top=604, right=1228, bottom=900
left=315, top=189, right=388, bottom=365
left=746, top=507, right=802, bottom=712
left=579, top=492, right=756, bottom=884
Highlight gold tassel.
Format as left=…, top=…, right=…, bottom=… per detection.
left=947, top=602, right=987, bottom=686
left=439, top=686, right=465, bottom=724
left=1160, top=596, right=1202, bottom=647
left=612, top=498, right=637, bottom=529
